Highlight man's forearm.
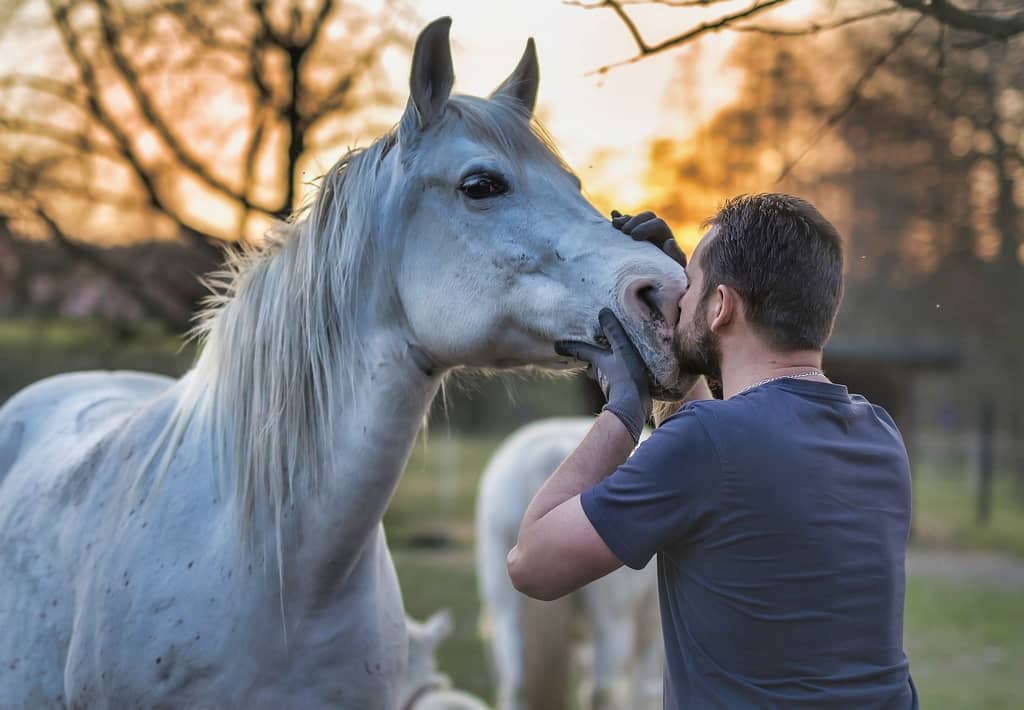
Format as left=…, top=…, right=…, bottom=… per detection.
left=517, top=411, right=635, bottom=534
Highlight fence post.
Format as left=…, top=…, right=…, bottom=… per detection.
left=976, top=400, right=996, bottom=526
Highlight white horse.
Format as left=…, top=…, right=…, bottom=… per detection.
left=0, top=17, right=689, bottom=710
left=477, top=419, right=662, bottom=710
left=399, top=610, right=491, bottom=710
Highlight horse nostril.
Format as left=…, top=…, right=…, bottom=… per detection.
left=637, top=286, right=661, bottom=321
left=623, top=279, right=682, bottom=329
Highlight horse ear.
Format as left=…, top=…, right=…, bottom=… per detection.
left=423, top=609, right=453, bottom=648
left=490, top=38, right=539, bottom=116
left=401, top=17, right=455, bottom=138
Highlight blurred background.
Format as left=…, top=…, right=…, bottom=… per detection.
left=0, top=0, right=1021, bottom=707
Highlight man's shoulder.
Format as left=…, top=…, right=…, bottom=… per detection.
left=663, top=395, right=753, bottom=431
left=651, top=400, right=726, bottom=461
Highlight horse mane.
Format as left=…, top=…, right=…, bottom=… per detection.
left=139, top=95, right=575, bottom=550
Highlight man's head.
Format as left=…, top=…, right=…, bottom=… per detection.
left=674, top=193, right=844, bottom=380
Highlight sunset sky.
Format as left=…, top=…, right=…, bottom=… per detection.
left=407, top=0, right=745, bottom=210
left=0, top=0, right=816, bottom=248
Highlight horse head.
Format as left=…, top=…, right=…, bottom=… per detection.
left=383, top=17, right=692, bottom=395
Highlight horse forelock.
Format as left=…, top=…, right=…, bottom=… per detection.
left=403, top=94, right=576, bottom=181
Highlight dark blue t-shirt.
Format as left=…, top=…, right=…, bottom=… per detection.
left=582, top=378, right=918, bottom=709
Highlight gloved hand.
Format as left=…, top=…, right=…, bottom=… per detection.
left=555, top=308, right=651, bottom=443
left=611, top=210, right=687, bottom=268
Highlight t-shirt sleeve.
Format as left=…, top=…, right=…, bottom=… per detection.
left=581, top=407, right=721, bottom=569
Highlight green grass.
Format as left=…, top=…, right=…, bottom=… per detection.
left=0, top=317, right=192, bottom=401
left=905, top=576, right=1024, bottom=709
left=384, top=434, right=502, bottom=549
left=913, top=473, right=1024, bottom=558
left=394, top=550, right=493, bottom=703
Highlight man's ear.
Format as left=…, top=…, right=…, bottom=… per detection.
left=709, top=285, right=740, bottom=332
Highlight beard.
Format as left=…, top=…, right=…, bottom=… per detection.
left=672, top=301, right=722, bottom=383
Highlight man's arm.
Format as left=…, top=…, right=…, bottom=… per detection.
left=507, top=309, right=650, bottom=600
left=506, top=411, right=634, bottom=600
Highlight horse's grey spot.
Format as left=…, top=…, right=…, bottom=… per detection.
left=151, top=597, right=174, bottom=614
left=57, top=444, right=103, bottom=506
left=0, top=420, right=24, bottom=479
left=74, top=397, right=120, bottom=434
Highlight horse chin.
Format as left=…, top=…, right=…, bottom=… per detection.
left=648, top=367, right=699, bottom=402
left=632, top=336, right=696, bottom=402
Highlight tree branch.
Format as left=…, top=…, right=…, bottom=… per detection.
left=49, top=0, right=224, bottom=261
left=891, top=0, right=1024, bottom=40
left=590, top=0, right=790, bottom=73
left=735, top=7, right=904, bottom=36
left=93, top=0, right=275, bottom=218
left=566, top=0, right=741, bottom=8
left=0, top=116, right=121, bottom=160
left=775, top=15, right=926, bottom=182
left=0, top=73, right=82, bottom=103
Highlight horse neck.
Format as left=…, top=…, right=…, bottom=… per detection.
left=286, top=325, right=441, bottom=588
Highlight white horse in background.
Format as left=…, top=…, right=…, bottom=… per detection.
left=477, top=419, right=662, bottom=710
left=400, top=611, right=492, bottom=710
left=0, top=16, right=690, bottom=710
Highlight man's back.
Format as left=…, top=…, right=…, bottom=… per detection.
left=582, top=378, right=918, bottom=709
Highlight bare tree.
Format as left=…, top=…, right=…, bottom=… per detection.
left=0, top=0, right=413, bottom=329
left=574, top=0, right=1024, bottom=73
left=578, top=0, right=1023, bottom=182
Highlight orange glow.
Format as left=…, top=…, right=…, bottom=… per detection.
left=0, top=0, right=820, bottom=245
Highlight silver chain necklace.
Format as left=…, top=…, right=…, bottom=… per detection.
left=739, top=369, right=824, bottom=394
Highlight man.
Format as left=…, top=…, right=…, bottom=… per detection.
left=507, top=194, right=917, bottom=708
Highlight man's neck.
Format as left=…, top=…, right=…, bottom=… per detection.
left=719, top=339, right=827, bottom=399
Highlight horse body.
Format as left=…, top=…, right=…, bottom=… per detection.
left=0, top=18, right=687, bottom=708
left=1, top=340, right=431, bottom=709
left=476, top=418, right=662, bottom=710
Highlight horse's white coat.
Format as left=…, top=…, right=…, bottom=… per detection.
left=0, top=18, right=685, bottom=709
left=476, top=418, right=663, bottom=710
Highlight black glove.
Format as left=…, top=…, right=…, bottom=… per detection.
left=611, top=210, right=687, bottom=268
left=555, top=308, right=651, bottom=443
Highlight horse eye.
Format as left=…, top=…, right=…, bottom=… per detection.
left=459, top=173, right=508, bottom=200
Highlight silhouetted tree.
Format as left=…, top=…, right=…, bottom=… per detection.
left=0, top=0, right=413, bottom=329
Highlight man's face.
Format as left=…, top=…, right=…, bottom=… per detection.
left=672, top=229, right=722, bottom=381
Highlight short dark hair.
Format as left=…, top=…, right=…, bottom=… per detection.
left=700, top=193, right=843, bottom=351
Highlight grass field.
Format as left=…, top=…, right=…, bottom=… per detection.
left=389, top=433, right=1024, bottom=709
